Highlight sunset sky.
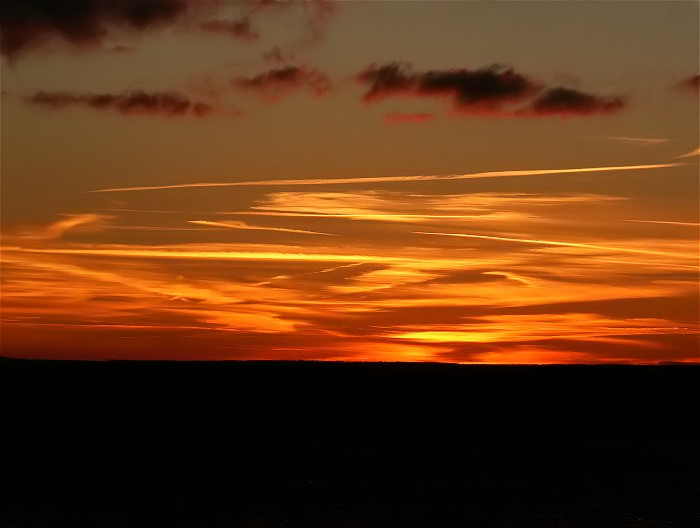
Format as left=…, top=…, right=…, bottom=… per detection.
left=1, top=0, right=698, bottom=363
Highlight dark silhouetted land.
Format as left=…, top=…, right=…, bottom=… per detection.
left=2, top=359, right=699, bottom=527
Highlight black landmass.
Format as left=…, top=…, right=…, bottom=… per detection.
left=1, top=359, right=699, bottom=527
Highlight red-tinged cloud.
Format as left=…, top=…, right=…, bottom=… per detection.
left=27, top=90, right=217, bottom=117
left=523, top=86, right=624, bottom=116
left=385, top=112, right=433, bottom=124
left=234, top=66, right=331, bottom=101
left=358, top=63, right=415, bottom=100
left=359, top=63, right=538, bottom=109
left=200, top=18, right=259, bottom=41
left=677, top=74, right=700, bottom=94
left=0, top=0, right=192, bottom=59
left=358, top=62, right=625, bottom=118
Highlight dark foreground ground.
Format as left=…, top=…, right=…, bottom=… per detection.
left=1, top=359, right=699, bottom=528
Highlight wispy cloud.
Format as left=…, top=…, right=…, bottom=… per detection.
left=622, top=219, right=699, bottom=227
left=188, top=219, right=336, bottom=236
left=89, top=162, right=680, bottom=193
left=9, top=246, right=409, bottom=265
left=41, top=213, right=108, bottom=239
left=27, top=90, right=218, bottom=117
left=415, top=231, right=698, bottom=261
left=234, top=66, right=331, bottom=101
left=388, top=313, right=698, bottom=345
left=2, top=213, right=110, bottom=241
left=1, top=252, right=304, bottom=336
left=242, top=190, right=624, bottom=225
left=4, top=203, right=696, bottom=362
left=597, top=136, right=669, bottom=145
left=199, top=18, right=259, bottom=41
left=676, top=147, right=700, bottom=158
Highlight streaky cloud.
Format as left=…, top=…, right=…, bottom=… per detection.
left=234, top=66, right=331, bottom=101
left=89, top=162, right=682, bottom=193
left=42, top=213, right=107, bottom=239
left=199, top=18, right=259, bottom=41
left=415, top=231, right=697, bottom=260
left=676, top=147, right=700, bottom=158
left=622, top=219, right=700, bottom=227
left=10, top=247, right=409, bottom=264
left=188, top=219, right=336, bottom=236
left=1, top=213, right=110, bottom=242
left=597, top=136, right=669, bottom=145
left=27, top=90, right=217, bottom=117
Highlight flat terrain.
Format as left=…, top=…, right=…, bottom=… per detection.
left=2, top=360, right=699, bottom=527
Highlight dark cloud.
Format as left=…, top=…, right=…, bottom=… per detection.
left=1, top=0, right=191, bottom=59
left=358, top=62, right=416, bottom=101
left=2, top=0, right=339, bottom=61
left=234, top=66, right=331, bottom=101
left=200, top=18, right=259, bottom=41
left=421, top=67, right=537, bottom=106
left=359, top=62, right=625, bottom=118
left=27, top=90, right=215, bottom=117
left=524, top=87, right=624, bottom=116
left=359, top=63, right=538, bottom=109
left=677, top=74, right=700, bottom=94
left=106, top=44, right=136, bottom=53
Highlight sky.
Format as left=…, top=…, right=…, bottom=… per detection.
left=1, top=0, right=698, bottom=363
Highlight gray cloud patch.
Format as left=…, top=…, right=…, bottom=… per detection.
left=358, top=62, right=625, bottom=117
left=28, top=90, right=214, bottom=117
left=1, top=0, right=190, bottom=59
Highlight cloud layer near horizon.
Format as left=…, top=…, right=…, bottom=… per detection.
left=3, top=178, right=698, bottom=363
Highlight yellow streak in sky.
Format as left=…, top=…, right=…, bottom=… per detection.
left=43, top=214, right=106, bottom=238
left=598, top=136, right=669, bottom=145
left=227, top=211, right=530, bottom=223
left=622, top=220, right=700, bottom=227
left=677, top=147, right=700, bottom=158
left=416, top=231, right=697, bottom=260
left=10, top=247, right=408, bottom=264
left=188, top=220, right=336, bottom=236
left=482, top=270, right=537, bottom=286
left=88, top=163, right=682, bottom=193
left=389, top=314, right=699, bottom=344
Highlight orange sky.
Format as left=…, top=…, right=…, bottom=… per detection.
left=1, top=1, right=698, bottom=363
